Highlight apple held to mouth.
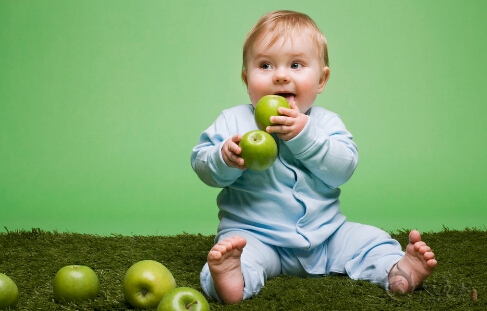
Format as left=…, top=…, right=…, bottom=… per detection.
left=157, top=287, right=209, bottom=311
left=0, top=273, right=19, bottom=310
left=122, top=260, right=177, bottom=309
left=239, top=130, right=277, bottom=171
left=254, top=94, right=291, bottom=131
left=52, top=265, right=99, bottom=303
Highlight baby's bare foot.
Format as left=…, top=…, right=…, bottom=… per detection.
left=389, top=230, right=437, bottom=293
left=208, top=236, right=247, bottom=304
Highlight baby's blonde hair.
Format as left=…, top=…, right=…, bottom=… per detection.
left=242, top=10, right=329, bottom=71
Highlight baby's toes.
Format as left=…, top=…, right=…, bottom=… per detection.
left=208, top=249, right=223, bottom=261
left=424, top=251, right=435, bottom=261
left=418, top=245, right=431, bottom=255
left=413, top=241, right=427, bottom=251
left=427, top=258, right=438, bottom=268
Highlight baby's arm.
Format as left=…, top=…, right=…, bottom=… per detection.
left=284, top=110, right=358, bottom=188
left=191, top=114, right=244, bottom=187
left=266, top=102, right=357, bottom=187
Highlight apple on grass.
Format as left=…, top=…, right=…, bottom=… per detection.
left=0, top=273, right=19, bottom=310
left=239, top=130, right=278, bottom=171
left=254, top=94, right=290, bottom=131
left=52, top=265, right=99, bottom=303
left=157, top=287, right=209, bottom=311
left=123, top=260, right=177, bottom=309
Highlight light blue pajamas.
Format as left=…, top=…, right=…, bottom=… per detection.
left=191, top=104, right=404, bottom=302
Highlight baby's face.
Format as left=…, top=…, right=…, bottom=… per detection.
left=242, top=33, right=329, bottom=113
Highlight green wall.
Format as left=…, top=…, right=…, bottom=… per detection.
left=1, top=1, right=486, bottom=236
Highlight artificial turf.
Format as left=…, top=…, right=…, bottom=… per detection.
left=0, top=227, right=485, bottom=310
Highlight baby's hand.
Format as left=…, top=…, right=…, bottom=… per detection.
left=267, top=101, right=308, bottom=141
left=222, top=134, right=246, bottom=170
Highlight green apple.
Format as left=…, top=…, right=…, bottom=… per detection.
left=52, top=265, right=99, bottom=303
left=239, top=130, right=277, bottom=171
left=254, top=94, right=291, bottom=131
left=0, top=273, right=19, bottom=310
left=123, top=260, right=176, bottom=309
left=157, top=287, right=209, bottom=311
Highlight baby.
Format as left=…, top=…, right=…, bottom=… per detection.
left=191, top=10, right=436, bottom=304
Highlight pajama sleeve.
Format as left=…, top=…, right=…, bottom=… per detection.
left=191, top=112, right=244, bottom=188
left=284, top=111, right=358, bottom=189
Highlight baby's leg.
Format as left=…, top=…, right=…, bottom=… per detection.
left=388, top=230, right=437, bottom=293
left=326, top=222, right=405, bottom=287
left=207, top=236, right=247, bottom=304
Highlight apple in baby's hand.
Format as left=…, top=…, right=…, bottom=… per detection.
left=157, top=287, right=209, bottom=311
left=123, top=260, right=176, bottom=309
left=52, top=265, right=99, bottom=303
left=239, top=130, right=278, bottom=171
left=254, top=94, right=291, bottom=131
left=0, top=273, right=19, bottom=309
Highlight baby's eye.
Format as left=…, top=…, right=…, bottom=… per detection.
left=291, top=62, right=302, bottom=69
left=260, top=62, right=272, bottom=70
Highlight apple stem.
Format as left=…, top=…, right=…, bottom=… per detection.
left=185, top=301, right=198, bottom=309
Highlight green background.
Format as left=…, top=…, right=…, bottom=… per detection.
left=1, top=1, right=486, bottom=236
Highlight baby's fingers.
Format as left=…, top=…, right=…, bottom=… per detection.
left=231, top=134, right=243, bottom=148
left=269, top=115, right=295, bottom=128
left=278, top=106, right=299, bottom=117
left=288, top=99, right=298, bottom=110
left=230, top=151, right=245, bottom=167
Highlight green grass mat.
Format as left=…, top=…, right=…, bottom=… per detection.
left=1, top=228, right=485, bottom=310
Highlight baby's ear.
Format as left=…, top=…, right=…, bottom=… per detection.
left=318, top=66, right=330, bottom=94
left=241, top=70, right=248, bottom=88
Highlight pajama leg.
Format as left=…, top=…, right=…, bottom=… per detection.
left=200, top=230, right=281, bottom=302
left=326, top=222, right=404, bottom=289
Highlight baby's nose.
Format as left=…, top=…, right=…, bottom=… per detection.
left=273, top=69, right=290, bottom=84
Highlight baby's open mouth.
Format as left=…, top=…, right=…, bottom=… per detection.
left=275, top=93, right=295, bottom=103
